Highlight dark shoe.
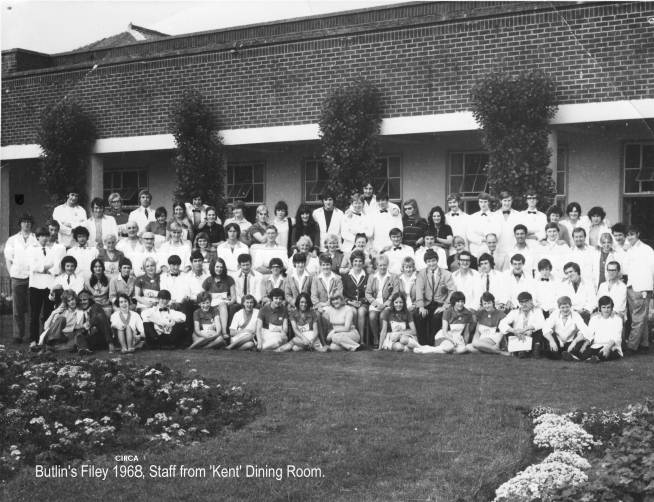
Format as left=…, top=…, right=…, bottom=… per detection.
left=637, top=346, right=650, bottom=355
left=561, top=351, right=574, bottom=362
left=355, top=344, right=370, bottom=351
left=586, top=355, right=600, bottom=363
left=516, top=351, right=529, bottom=359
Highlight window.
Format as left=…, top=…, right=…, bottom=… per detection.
left=226, top=162, right=265, bottom=204
left=449, top=152, right=489, bottom=213
left=373, top=155, right=402, bottom=201
left=554, top=146, right=568, bottom=209
left=303, top=159, right=329, bottom=204
left=624, top=143, right=654, bottom=194
left=103, top=169, right=148, bottom=207
left=302, top=155, right=402, bottom=203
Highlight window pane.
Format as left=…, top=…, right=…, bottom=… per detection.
left=234, top=166, right=252, bottom=184
left=450, top=175, right=463, bottom=194
left=451, top=154, right=463, bottom=175
left=472, top=174, right=488, bottom=192
left=253, top=164, right=264, bottom=183
left=318, top=163, right=328, bottom=180
left=556, top=171, right=565, bottom=195
left=643, top=145, right=654, bottom=169
left=388, top=179, right=401, bottom=199
left=252, top=184, right=264, bottom=203
left=388, top=156, right=401, bottom=178
left=625, top=170, right=639, bottom=193
left=642, top=181, right=654, bottom=192
left=625, top=144, right=641, bottom=170
left=123, top=171, right=137, bottom=187
left=462, top=175, right=475, bottom=192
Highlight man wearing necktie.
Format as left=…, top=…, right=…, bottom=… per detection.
left=383, top=228, right=415, bottom=275
left=414, top=249, right=455, bottom=345
left=467, top=192, right=498, bottom=257
left=371, top=193, right=403, bottom=253
left=445, top=193, right=470, bottom=252
left=128, top=190, right=156, bottom=237
left=520, top=190, right=547, bottom=242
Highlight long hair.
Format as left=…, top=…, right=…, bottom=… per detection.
left=89, top=258, right=109, bottom=287
left=427, top=206, right=447, bottom=232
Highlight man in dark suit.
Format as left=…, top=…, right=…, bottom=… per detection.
left=414, top=248, right=456, bottom=345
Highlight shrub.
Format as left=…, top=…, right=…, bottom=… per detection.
left=0, top=346, right=261, bottom=481
left=170, top=89, right=225, bottom=208
left=36, top=99, right=97, bottom=208
left=470, top=71, right=558, bottom=210
left=318, top=80, right=383, bottom=208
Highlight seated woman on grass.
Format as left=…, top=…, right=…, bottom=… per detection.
left=468, top=292, right=508, bottom=355
left=566, top=295, right=623, bottom=362
left=202, top=257, right=235, bottom=333
left=323, top=293, right=362, bottom=351
left=379, top=292, right=419, bottom=352
left=415, top=291, right=474, bottom=354
left=38, top=290, right=81, bottom=353
left=255, top=288, right=288, bottom=351
left=276, top=293, right=325, bottom=352
left=226, top=294, right=258, bottom=350
left=110, top=292, right=145, bottom=354
left=189, top=291, right=226, bottom=349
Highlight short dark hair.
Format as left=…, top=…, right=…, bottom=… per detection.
left=538, top=258, right=552, bottom=271
left=480, top=292, right=495, bottom=304
left=72, top=226, right=89, bottom=240
left=611, top=222, right=627, bottom=235
left=588, top=206, right=606, bottom=219
left=269, top=287, right=285, bottom=300
left=167, top=254, right=182, bottom=266
left=563, top=262, right=581, bottom=274
left=319, top=253, right=333, bottom=265
left=34, top=226, right=49, bottom=238
left=598, top=295, right=614, bottom=309
left=90, top=197, right=104, bottom=209
left=513, top=224, right=528, bottom=234
left=292, top=252, right=307, bottom=264
left=572, top=227, right=587, bottom=237
left=450, top=291, right=466, bottom=305
left=190, top=250, right=204, bottom=262
left=510, top=253, right=525, bottom=264
left=544, top=222, right=559, bottom=233
left=224, top=222, right=242, bottom=237
left=61, top=255, right=77, bottom=269
left=118, top=257, right=132, bottom=269
left=389, top=227, right=403, bottom=237
left=478, top=253, right=494, bottom=268
left=237, top=253, right=252, bottom=264
left=155, top=206, right=167, bottom=218
left=274, top=201, right=288, bottom=215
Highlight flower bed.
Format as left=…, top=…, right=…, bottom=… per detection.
left=495, top=402, right=654, bottom=501
left=0, top=345, right=261, bottom=481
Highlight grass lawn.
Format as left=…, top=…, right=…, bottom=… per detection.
left=2, top=314, right=654, bottom=501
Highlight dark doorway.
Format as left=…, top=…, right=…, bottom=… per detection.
left=623, top=197, right=654, bottom=247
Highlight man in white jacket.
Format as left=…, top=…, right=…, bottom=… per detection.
left=312, top=191, right=344, bottom=251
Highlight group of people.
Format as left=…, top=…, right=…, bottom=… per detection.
left=4, top=182, right=653, bottom=361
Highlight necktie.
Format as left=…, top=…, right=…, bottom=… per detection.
left=379, top=209, right=388, bottom=213
left=541, top=278, right=549, bottom=281
left=353, top=212, right=361, bottom=216
left=243, top=274, right=248, bottom=295
left=159, top=308, right=169, bottom=312
left=67, top=276, right=71, bottom=285
left=451, top=212, right=459, bottom=217
left=42, top=247, right=46, bottom=256
left=481, top=213, right=487, bottom=216
left=503, top=211, right=510, bottom=215
left=393, top=246, right=402, bottom=250
left=485, top=274, right=490, bottom=292
left=528, top=211, right=537, bottom=214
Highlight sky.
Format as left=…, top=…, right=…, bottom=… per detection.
left=1, top=0, right=401, bottom=54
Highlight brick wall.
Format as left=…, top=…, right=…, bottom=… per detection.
left=2, top=2, right=653, bottom=146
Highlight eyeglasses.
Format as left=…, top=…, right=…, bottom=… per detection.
left=459, top=259, right=471, bottom=263
left=607, top=268, right=618, bottom=272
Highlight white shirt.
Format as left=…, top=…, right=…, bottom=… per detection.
left=584, top=314, right=623, bottom=354
left=341, top=211, right=373, bottom=252
left=159, top=272, right=192, bottom=304
left=52, top=272, right=85, bottom=294
left=217, top=241, right=250, bottom=277
left=414, top=246, right=447, bottom=271
left=66, top=245, right=99, bottom=280
left=504, top=270, right=535, bottom=307
left=445, top=209, right=470, bottom=250
left=467, top=210, right=498, bottom=256
left=533, top=275, right=559, bottom=313
left=116, top=238, right=145, bottom=264
left=399, top=272, right=416, bottom=308
left=52, top=203, right=87, bottom=248
left=312, top=207, right=345, bottom=250
left=128, top=206, right=156, bottom=236
left=560, top=216, right=590, bottom=245
left=453, top=268, right=480, bottom=310
left=141, top=306, right=186, bottom=334
left=475, top=269, right=509, bottom=306
left=4, top=232, right=38, bottom=278
left=370, top=206, right=403, bottom=252
left=568, top=246, right=598, bottom=288
left=27, top=244, right=65, bottom=289
left=499, top=307, right=545, bottom=334
left=508, top=243, right=535, bottom=278
left=536, top=240, right=570, bottom=278
left=234, top=269, right=263, bottom=303
left=384, top=244, right=414, bottom=275
left=158, top=241, right=192, bottom=270
left=83, top=216, right=118, bottom=248
left=251, top=244, right=288, bottom=272
left=597, top=280, right=627, bottom=316
left=493, top=209, right=522, bottom=253
left=230, top=308, right=259, bottom=333
left=556, top=279, right=596, bottom=313
left=373, top=273, right=391, bottom=305
left=110, top=310, right=145, bottom=333
left=131, top=248, right=160, bottom=275
left=542, top=309, right=589, bottom=344
left=186, top=270, right=210, bottom=300
left=624, top=240, right=654, bottom=291
left=520, top=209, right=547, bottom=241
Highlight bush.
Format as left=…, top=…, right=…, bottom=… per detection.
left=36, top=100, right=97, bottom=208
left=0, top=346, right=261, bottom=481
left=470, top=71, right=558, bottom=210
left=318, top=80, right=383, bottom=208
left=170, top=89, right=225, bottom=208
